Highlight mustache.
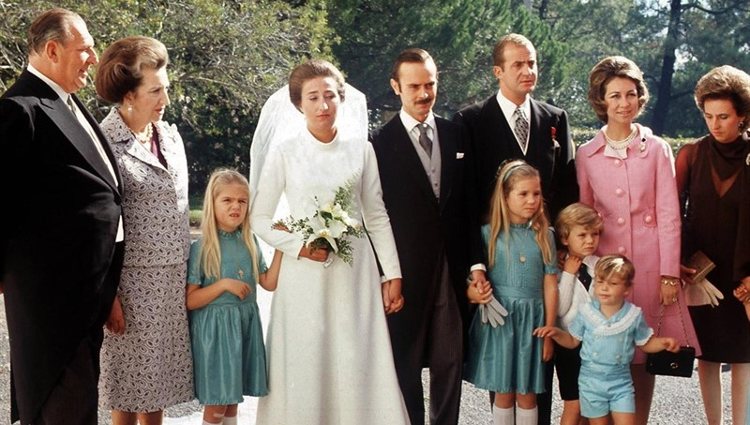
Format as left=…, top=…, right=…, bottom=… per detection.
left=416, top=97, right=433, bottom=105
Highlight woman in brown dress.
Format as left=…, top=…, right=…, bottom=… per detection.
left=676, top=65, right=750, bottom=425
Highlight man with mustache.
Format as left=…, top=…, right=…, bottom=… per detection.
left=453, top=33, right=578, bottom=425
left=0, top=8, right=123, bottom=425
left=371, top=48, right=484, bottom=425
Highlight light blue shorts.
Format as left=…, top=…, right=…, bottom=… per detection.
left=578, top=362, right=634, bottom=418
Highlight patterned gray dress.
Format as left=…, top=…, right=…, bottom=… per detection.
left=98, top=109, right=193, bottom=411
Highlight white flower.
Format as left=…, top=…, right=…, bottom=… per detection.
left=307, top=214, right=344, bottom=252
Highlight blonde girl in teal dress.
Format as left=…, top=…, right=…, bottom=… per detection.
left=465, top=160, right=559, bottom=425
left=186, top=169, right=282, bottom=425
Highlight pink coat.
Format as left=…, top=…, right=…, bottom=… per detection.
left=576, top=124, right=700, bottom=361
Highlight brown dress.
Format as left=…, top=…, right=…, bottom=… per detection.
left=676, top=135, right=750, bottom=363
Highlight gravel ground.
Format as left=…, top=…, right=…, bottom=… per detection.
left=0, top=290, right=736, bottom=425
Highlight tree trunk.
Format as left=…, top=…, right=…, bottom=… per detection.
left=650, top=0, right=682, bottom=135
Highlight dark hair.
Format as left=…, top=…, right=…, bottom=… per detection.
left=694, top=65, right=750, bottom=131
left=288, top=59, right=345, bottom=109
left=588, top=56, right=649, bottom=123
left=95, top=36, right=169, bottom=104
left=492, top=33, right=535, bottom=68
left=27, top=8, right=82, bottom=55
left=390, top=48, right=435, bottom=82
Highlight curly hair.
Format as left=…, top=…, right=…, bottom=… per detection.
left=588, top=56, right=649, bottom=123
left=694, top=65, right=750, bottom=131
left=95, top=36, right=169, bottom=104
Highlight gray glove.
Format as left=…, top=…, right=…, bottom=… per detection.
left=685, top=278, right=723, bottom=307
left=480, top=295, right=509, bottom=328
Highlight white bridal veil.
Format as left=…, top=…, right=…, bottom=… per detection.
left=249, top=82, right=369, bottom=206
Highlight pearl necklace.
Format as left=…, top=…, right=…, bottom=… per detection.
left=133, top=124, right=153, bottom=145
left=604, top=127, right=637, bottom=150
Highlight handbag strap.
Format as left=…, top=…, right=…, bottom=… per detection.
left=653, top=298, right=691, bottom=346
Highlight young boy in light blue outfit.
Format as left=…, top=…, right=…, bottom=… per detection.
left=553, top=203, right=602, bottom=424
left=534, top=255, right=680, bottom=425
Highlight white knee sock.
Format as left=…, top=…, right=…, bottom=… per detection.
left=493, top=406, right=514, bottom=425
left=222, top=415, right=237, bottom=425
left=516, top=406, right=538, bottom=425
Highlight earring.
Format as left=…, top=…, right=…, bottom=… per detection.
left=740, top=121, right=745, bottom=130
left=127, top=104, right=133, bottom=114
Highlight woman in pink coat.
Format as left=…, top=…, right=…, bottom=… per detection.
left=576, top=56, right=700, bottom=425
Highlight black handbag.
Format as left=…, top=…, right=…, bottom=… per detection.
left=645, top=300, right=696, bottom=378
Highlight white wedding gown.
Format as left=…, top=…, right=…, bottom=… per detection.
left=252, top=128, right=410, bottom=425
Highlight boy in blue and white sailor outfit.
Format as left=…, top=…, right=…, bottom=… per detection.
left=535, top=255, right=680, bottom=424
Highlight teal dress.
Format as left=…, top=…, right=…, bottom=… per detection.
left=188, top=230, right=268, bottom=404
left=465, top=223, right=557, bottom=394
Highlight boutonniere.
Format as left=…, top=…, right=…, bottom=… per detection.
left=551, top=127, right=560, bottom=149
left=638, top=137, right=647, bottom=153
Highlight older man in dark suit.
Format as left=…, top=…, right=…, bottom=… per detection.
left=453, top=33, right=578, bottom=425
left=371, top=48, right=484, bottom=425
left=0, top=8, right=123, bottom=425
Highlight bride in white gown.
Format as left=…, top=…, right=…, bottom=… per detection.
left=251, top=59, right=411, bottom=425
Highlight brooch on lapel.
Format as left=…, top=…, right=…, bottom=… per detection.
left=638, top=137, right=647, bottom=152
left=551, top=127, right=560, bottom=149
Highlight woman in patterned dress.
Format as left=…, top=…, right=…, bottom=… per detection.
left=94, top=36, right=193, bottom=425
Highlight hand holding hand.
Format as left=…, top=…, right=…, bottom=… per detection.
left=533, top=325, right=560, bottom=339
left=382, top=278, right=404, bottom=315
left=106, top=296, right=126, bottom=335
left=223, top=278, right=252, bottom=300
left=467, top=280, right=492, bottom=304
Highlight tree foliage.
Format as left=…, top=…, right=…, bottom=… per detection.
left=327, top=0, right=569, bottom=122
left=2, top=0, right=749, bottom=193
left=0, top=0, right=336, bottom=194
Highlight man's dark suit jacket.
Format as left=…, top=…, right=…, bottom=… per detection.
left=371, top=114, right=483, bottom=355
left=0, top=70, right=123, bottom=423
left=453, top=95, right=578, bottom=222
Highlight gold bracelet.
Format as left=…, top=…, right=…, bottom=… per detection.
left=660, top=277, right=679, bottom=286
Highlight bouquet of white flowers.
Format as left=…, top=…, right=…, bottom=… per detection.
left=274, top=179, right=364, bottom=266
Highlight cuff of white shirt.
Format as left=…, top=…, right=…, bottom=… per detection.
left=470, top=263, right=486, bottom=272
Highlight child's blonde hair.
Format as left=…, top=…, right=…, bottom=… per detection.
left=199, top=169, right=260, bottom=279
left=487, top=160, right=553, bottom=268
left=555, top=202, right=603, bottom=242
left=594, top=255, right=635, bottom=286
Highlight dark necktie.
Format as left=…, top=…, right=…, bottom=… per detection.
left=513, top=107, right=529, bottom=151
left=416, top=123, right=433, bottom=157
left=578, top=263, right=592, bottom=290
